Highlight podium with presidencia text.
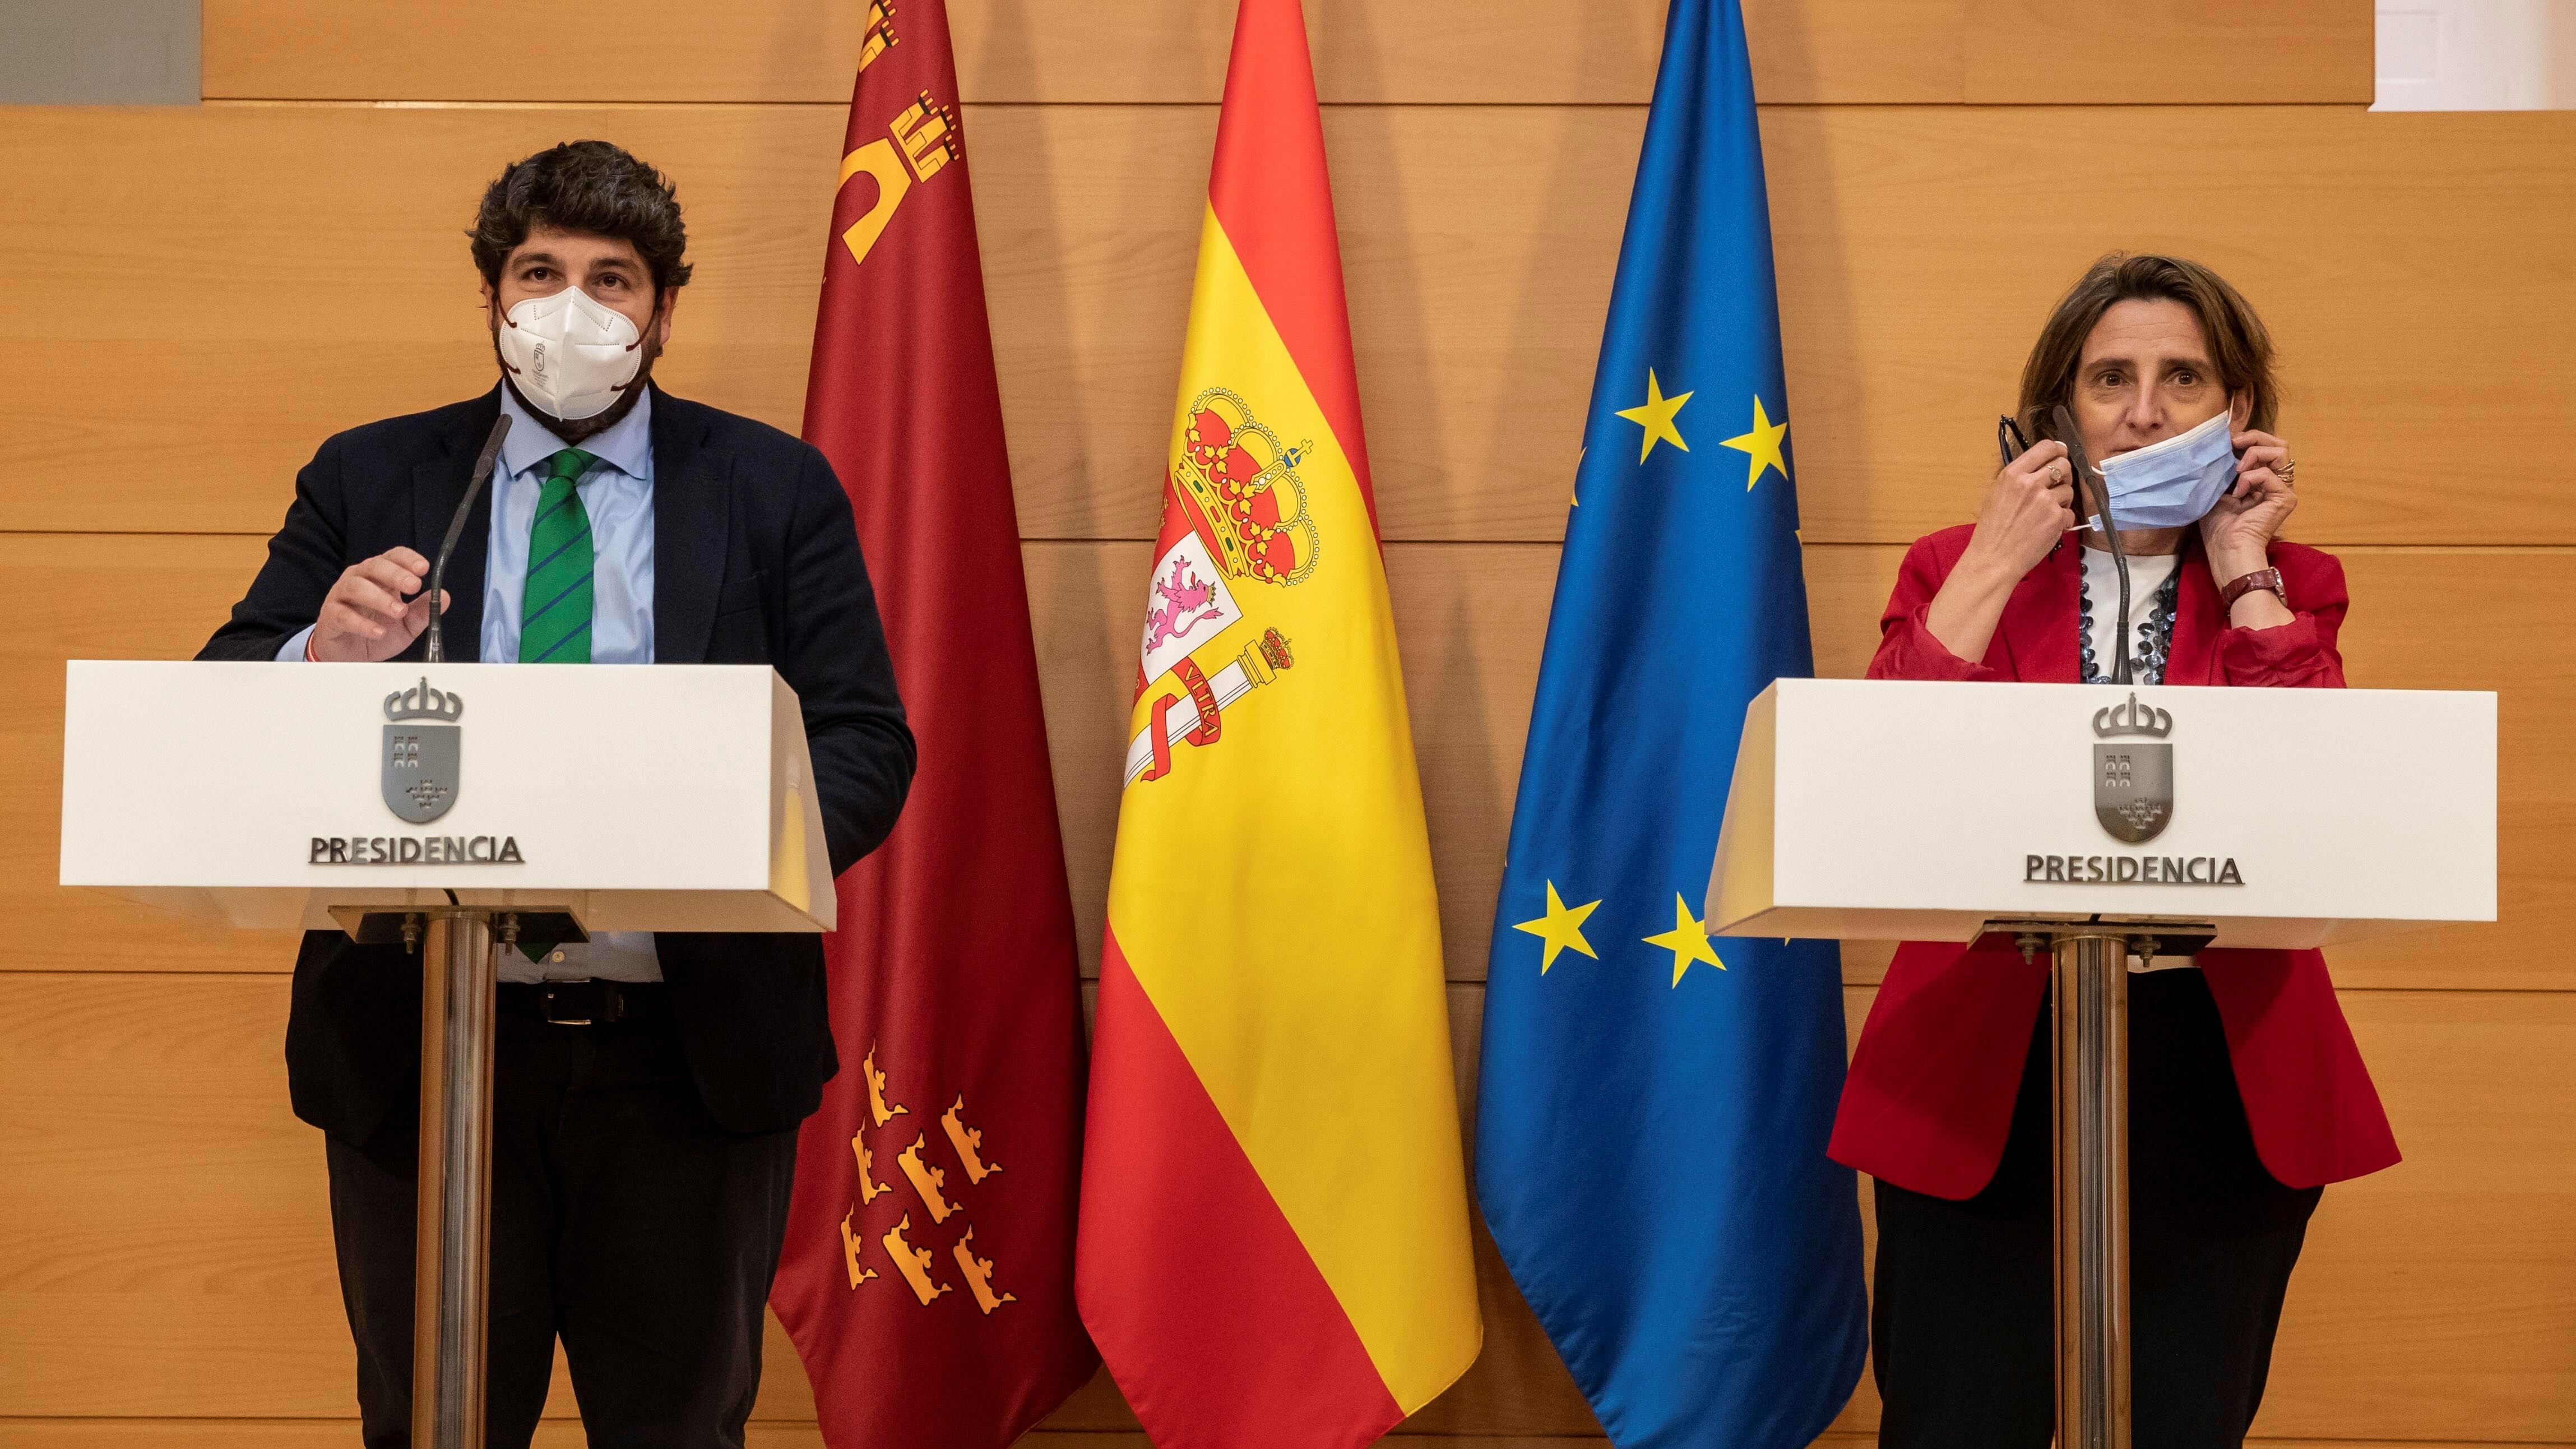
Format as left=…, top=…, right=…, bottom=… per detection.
left=60, top=661, right=836, bottom=1449
left=1706, top=678, right=2496, bottom=1449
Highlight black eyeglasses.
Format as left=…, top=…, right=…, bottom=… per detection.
left=1996, top=414, right=2030, bottom=467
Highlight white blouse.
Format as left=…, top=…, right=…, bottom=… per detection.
left=2080, top=545, right=2180, bottom=685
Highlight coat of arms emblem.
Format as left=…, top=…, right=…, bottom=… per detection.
left=383, top=677, right=464, bottom=824
left=2091, top=692, right=2172, bottom=844
left=1121, top=385, right=1318, bottom=786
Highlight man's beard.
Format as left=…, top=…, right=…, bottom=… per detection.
left=492, top=332, right=661, bottom=446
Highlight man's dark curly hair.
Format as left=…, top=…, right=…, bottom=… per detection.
left=469, top=141, right=694, bottom=295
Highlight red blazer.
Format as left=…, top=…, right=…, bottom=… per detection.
left=1828, top=525, right=2401, bottom=1200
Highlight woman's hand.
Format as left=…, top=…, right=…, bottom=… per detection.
left=1926, top=441, right=2077, bottom=664
left=1959, top=439, right=2077, bottom=585
left=2200, top=430, right=2297, bottom=577
left=2201, top=430, right=2299, bottom=628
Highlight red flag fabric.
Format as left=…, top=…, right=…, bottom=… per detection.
left=772, top=4, right=1097, bottom=1445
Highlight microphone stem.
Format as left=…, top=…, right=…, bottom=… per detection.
left=427, top=414, right=513, bottom=664
left=2051, top=405, right=2130, bottom=684
left=425, top=561, right=451, bottom=663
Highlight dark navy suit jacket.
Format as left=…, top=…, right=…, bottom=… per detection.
left=200, top=384, right=915, bottom=1142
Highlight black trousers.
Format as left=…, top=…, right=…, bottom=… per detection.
left=325, top=1007, right=799, bottom=1448
left=1871, top=970, right=2322, bottom=1448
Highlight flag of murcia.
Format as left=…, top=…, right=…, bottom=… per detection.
left=1075, top=3, right=1483, bottom=1445
left=768, top=3, right=1096, bottom=1446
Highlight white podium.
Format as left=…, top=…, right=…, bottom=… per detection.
left=61, top=661, right=835, bottom=1449
left=1707, top=678, right=2495, bottom=1449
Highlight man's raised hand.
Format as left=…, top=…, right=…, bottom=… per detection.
left=310, top=547, right=448, bottom=663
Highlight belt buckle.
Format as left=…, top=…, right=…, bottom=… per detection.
left=539, top=982, right=596, bottom=1027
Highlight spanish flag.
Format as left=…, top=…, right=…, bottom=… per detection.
left=1072, top=1, right=1482, bottom=1443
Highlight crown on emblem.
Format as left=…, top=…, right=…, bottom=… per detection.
left=1174, top=386, right=1321, bottom=587
left=2092, top=692, right=2171, bottom=740
left=858, top=0, right=898, bottom=72
left=893, top=92, right=960, bottom=183
left=384, top=677, right=465, bottom=724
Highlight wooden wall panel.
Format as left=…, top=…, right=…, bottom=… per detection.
left=0, top=535, right=294, bottom=976
left=1765, top=106, right=2576, bottom=549
left=8, top=105, right=2575, bottom=545
left=2, top=536, right=2562, bottom=992
left=0, top=974, right=337, bottom=1417
left=2319, top=548, right=2575, bottom=989
left=197, top=0, right=2368, bottom=108
left=2255, top=990, right=2576, bottom=1440
left=7, top=975, right=2573, bottom=1441
left=1961, top=0, right=2373, bottom=104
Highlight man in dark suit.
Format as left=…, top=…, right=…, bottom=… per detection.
left=198, top=140, right=914, bottom=1447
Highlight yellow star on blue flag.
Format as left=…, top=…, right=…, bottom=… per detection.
left=1718, top=394, right=1788, bottom=489
left=1615, top=370, right=1692, bottom=463
left=1513, top=882, right=1601, bottom=974
left=1641, top=894, right=1725, bottom=987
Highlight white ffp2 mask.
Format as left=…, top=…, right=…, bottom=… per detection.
left=495, top=288, right=645, bottom=421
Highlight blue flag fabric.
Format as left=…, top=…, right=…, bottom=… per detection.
left=1472, top=2, right=1868, bottom=1445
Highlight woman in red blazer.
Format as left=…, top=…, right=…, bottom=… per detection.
left=1836, top=255, right=2399, bottom=1449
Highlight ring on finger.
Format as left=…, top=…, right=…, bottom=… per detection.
left=2277, top=459, right=2296, bottom=483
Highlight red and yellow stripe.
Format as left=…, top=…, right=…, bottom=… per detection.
left=1073, top=3, right=1481, bottom=1444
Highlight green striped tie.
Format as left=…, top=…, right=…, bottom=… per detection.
left=519, top=447, right=597, bottom=665
left=516, top=448, right=595, bottom=962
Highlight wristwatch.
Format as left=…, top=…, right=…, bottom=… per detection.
left=2220, top=566, right=2288, bottom=614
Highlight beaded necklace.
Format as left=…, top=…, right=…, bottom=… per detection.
left=2077, top=554, right=2183, bottom=686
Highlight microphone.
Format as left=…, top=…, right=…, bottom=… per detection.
left=424, top=414, right=512, bottom=664
left=2051, top=404, right=2131, bottom=684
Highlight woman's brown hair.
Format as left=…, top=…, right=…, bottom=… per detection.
left=2016, top=253, right=2277, bottom=439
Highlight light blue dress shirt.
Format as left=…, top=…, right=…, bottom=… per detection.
left=282, top=386, right=664, bottom=983
left=478, top=387, right=658, bottom=670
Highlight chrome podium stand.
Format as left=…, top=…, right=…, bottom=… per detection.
left=1982, top=917, right=2217, bottom=1449
left=336, top=904, right=585, bottom=1449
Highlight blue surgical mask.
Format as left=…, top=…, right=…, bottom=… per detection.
left=2091, top=408, right=2239, bottom=530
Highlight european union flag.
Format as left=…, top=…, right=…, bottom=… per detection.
left=1474, top=2, right=1868, bottom=1445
